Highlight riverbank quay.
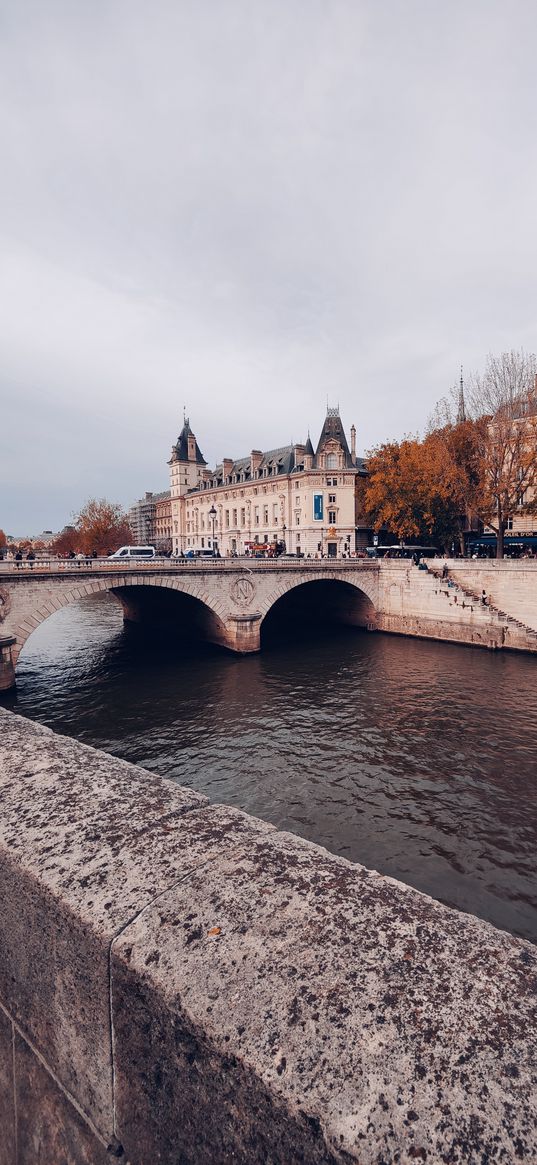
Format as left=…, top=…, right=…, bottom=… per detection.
left=1, top=707, right=536, bottom=1162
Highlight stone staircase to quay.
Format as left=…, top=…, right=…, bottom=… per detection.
left=426, top=563, right=537, bottom=649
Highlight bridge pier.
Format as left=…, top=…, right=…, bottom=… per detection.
left=0, top=636, right=16, bottom=692
left=224, top=613, right=262, bottom=653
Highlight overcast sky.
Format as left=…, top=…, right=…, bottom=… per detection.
left=1, top=0, right=536, bottom=533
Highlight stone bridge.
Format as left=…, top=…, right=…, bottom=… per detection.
left=1, top=557, right=536, bottom=690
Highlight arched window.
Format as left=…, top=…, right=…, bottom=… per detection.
left=326, top=453, right=337, bottom=469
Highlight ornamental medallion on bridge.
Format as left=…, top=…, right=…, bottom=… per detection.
left=230, top=576, right=256, bottom=606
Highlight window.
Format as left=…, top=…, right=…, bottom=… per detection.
left=254, top=506, right=260, bottom=526
left=506, top=516, right=513, bottom=530
left=328, top=494, right=336, bottom=504
left=225, top=510, right=230, bottom=528
left=232, top=509, right=237, bottom=526
left=295, top=480, right=299, bottom=488
left=263, top=506, right=269, bottom=525
left=326, top=477, right=338, bottom=487
left=240, top=508, right=245, bottom=526
left=273, top=503, right=278, bottom=521
left=295, top=514, right=300, bottom=525
left=328, top=510, right=336, bottom=524
left=296, top=533, right=301, bottom=542
left=326, top=454, right=337, bottom=469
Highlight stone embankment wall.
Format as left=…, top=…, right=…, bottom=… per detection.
left=377, top=561, right=537, bottom=651
left=1, top=707, right=536, bottom=1163
left=442, top=560, right=537, bottom=632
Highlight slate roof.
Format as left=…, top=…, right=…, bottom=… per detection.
left=315, top=407, right=354, bottom=467
left=170, top=418, right=207, bottom=466
left=184, top=408, right=363, bottom=492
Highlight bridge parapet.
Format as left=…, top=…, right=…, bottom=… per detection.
left=1, top=706, right=536, bottom=1162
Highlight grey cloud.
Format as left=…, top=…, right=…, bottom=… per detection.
left=1, top=0, right=536, bottom=531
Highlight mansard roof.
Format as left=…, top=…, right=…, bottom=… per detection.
left=182, top=408, right=361, bottom=493
left=315, top=407, right=354, bottom=466
left=170, top=417, right=207, bottom=465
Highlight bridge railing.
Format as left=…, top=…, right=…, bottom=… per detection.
left=0, top=556, right=379, bottom=575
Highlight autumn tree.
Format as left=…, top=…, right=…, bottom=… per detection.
left=364, top=418, right=485, bottom=553
left=51, top=526, right=78, bottom=556
left=0, top=529, right=6, bottom=551
left=73, top=499, right=133, bottom=555
left=364, top=438, right=428, bottom=543
left=468, top=350, right=537, bottom=558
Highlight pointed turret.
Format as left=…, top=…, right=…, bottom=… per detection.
left=169, top=416, right=207, bottom=508
left=170, top=416, right=207, bottom=467
left=315, top=406, right=353, bottom=467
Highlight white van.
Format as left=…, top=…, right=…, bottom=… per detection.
left=108, top=546, right=156, bottom=560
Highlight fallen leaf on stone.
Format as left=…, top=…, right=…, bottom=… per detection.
left=207, top=926, right=221, bottom=935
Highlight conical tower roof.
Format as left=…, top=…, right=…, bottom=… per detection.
left=171, top=416, right=207, bottom=465
left=315, top=406, right=353, bottom=466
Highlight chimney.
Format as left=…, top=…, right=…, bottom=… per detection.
left=187, top=433, right=196, bottom=462
left=250, top=450, right=263, bottom=475
left=350, top=425, right=356, bottom=464
left=294, top=443, right=305, bottom=466
left=222, top=458, right=233, bottom=479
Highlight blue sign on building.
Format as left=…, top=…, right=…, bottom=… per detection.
left=313, top=493, right=324, bottom=521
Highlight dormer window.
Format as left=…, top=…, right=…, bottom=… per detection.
left=326, top=453, right=337, bottom=469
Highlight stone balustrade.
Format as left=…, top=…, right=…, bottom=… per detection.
left=1, top=706, right=536, bottom=1163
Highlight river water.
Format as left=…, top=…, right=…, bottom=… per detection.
left=4, top=592, right=537, bottom=943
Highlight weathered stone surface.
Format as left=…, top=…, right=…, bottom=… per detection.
left=14, top=1031, right=110, bottom=1165
left=0, top=708, right=272, bottom=1136
left=112, top=829, right=537, bottom=1165
left=0, top=1007, right=15, bottom=1165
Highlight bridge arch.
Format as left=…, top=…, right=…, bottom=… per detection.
left=9, top=574, right=231, bottom=664
left=259, top=573, right=377, bottom=646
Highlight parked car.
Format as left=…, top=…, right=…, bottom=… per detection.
left=108, top=546, right=156, bottom=559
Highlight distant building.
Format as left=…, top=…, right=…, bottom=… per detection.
left=168, top=408, right=369, bottom=557
left=129, top=490, right=171, bottom=549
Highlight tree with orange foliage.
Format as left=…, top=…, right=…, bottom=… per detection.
left=364, top=420, right=484, bottom=553
left=0, top=529, right=6, bottom=551
left=469, top=351, right=537, bottom=558
left=51, top=526, right=78, bottom=556
left=363, top=438, right=430, bottom=543
left=73, top=499, right=133, bottom=556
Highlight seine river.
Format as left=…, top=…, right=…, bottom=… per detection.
left=5, top=592, right=537, bottom=943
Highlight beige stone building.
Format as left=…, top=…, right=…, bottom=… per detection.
left=169, top=408, right=368, bottom=557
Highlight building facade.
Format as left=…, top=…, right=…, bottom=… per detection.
left=168, top=408, right=369, bottom=557
left=129, top=489, right=172, bottom=550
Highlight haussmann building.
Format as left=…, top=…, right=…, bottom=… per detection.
left=168, top=407, right=369, bottom=558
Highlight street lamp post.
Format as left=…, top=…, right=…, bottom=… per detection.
left=209, top=505, right=217, bottom=556
left=282, top=523, right=287, bottom=554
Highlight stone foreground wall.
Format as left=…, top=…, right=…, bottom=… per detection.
left=0, top=707, right=536, bottom=1164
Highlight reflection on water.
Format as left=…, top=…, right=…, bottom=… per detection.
left=5, top=592, right=537, bottom=943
